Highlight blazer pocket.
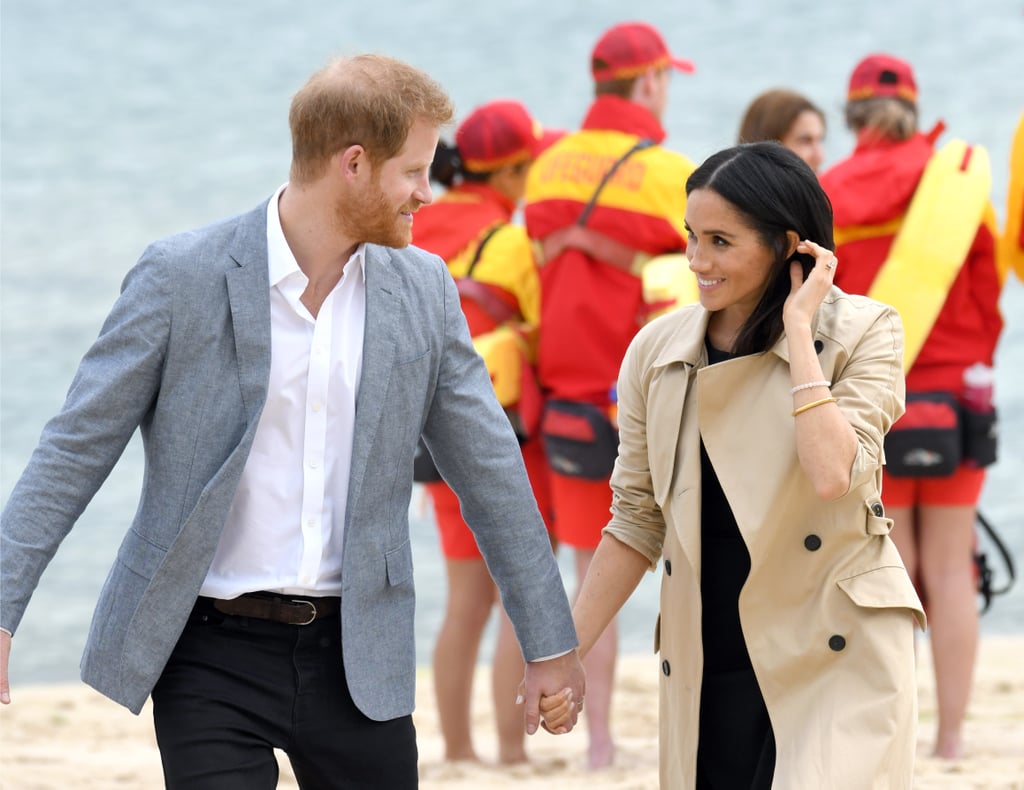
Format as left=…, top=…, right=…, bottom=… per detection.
left=117, top=529, right=169, bottom=580
left=385, top=539, right=414, bottom=586
left=837, top=566, right=926, bottom=630
left=394, top=346, right=431, bottom=367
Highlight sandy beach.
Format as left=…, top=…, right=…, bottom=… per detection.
left=1, top=635, right=1021, bottom=789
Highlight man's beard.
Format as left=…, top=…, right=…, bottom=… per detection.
left=336, top=175, right=416, bottom=249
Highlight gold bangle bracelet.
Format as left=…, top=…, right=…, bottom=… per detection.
left=792, top=396, right=838, bottom=417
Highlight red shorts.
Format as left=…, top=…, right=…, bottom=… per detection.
left=429, top=436, right=553, bottom=560
left=881, top=464, right=986, bottom=508
left=548, top=471, right=612, bottom=550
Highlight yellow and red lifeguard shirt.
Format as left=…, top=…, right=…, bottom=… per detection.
left=524, top=95, right=694, bottom=405
left=413, top=182, right=540, bottom=337
left=821, top=132, right=1003, bottom=395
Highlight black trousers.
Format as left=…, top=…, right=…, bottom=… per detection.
left=151, top=599, right=418, bottom=789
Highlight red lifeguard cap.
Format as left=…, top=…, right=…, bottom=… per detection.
left=847, top=53, right=918, bottom=103
left=456, top=100, right=565, bottom=172
left=591, top=22, right=696, bottom=82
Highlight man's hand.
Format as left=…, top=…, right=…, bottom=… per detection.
left=1, top=629, right=12, bottom=704
left=518, top=649, right=585, bottom=735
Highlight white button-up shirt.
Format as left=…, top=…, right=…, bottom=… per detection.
left=200, top=184, right=366, bottom=599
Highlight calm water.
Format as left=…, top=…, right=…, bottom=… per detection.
left=2, top=0, right=1022, bottom=684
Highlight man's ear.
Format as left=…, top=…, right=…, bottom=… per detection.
left=632, top=68, right=657, bottom=103
left=337, top=144, right=366, bottom=183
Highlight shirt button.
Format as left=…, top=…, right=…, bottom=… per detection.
left=804, top=534, right=822, bottom=551
left=664, top=559, right=673, bottom=576
left=661, top=660, right=671, bottom=676
left=829, top=634, right=847, bottom=652
left=871, top=502, right=885, bottom=517
left=311, top=402, right=322, bottom=412
left=814, top=339, right=825, bottom=354
left=307, top=518, right=317, bottom=528
left=309, top=460, right=319, bottom=469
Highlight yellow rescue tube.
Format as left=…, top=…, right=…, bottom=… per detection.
left=642, top=254, right=699, bottom=322
left=867, top=139, right=991, bottom=372
left=1002, top=111, right=1024, bottom=283
left=473, top=325, right=524, bottom=407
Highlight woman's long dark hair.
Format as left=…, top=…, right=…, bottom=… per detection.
left=685, top=142, right=835, bottom=356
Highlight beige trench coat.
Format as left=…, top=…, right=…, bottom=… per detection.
left=605, top=288, right=926, bottom=789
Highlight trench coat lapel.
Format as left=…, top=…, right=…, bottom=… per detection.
left=695, top=307, right=824, bottom=546
left=646, top=307, right=711, bottom=579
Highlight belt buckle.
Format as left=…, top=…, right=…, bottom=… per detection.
left=291, top=599, right=317, bottom=626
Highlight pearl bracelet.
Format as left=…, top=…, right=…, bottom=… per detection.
left=790, top=380, right=831, bottom=395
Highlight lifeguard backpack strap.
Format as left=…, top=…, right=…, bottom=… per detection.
left=576, top=138, right=654, bottom=226
left=466, top=222, right=506, bottom=277
left=867, top=139, right=991, bottom=372
left=455, top=222, right=520, bottom=326
left=537, top=139, right=655, bottom=272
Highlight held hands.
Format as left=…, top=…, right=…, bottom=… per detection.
left=537, top=687, right=578, bottom=734
left=783, top=239, right=839, bottom=331
left=518, top=649, right=585, bottom=736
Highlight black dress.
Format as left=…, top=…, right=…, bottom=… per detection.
left=695, top=341, right=776, bottom=789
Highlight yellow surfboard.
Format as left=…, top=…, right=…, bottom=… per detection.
left=868, top=139, right=992, bottom=372
left=1001, top=111, right=1024, bottom=283
left=642, top=253, right=700, bottom=321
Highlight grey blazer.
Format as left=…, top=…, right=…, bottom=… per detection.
left=1, top=200, right=577, bottom=716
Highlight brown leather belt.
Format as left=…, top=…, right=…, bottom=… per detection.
left=204, top=593, right=340, bottom=625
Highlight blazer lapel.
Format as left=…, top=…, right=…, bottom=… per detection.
left=225, top=203, right=272, bottom=423
left=347, top=245, right=400, bottom=514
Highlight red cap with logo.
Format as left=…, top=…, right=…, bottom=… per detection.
left=455, top=100, right=565, bottom=172
left=847, top=53, right=918, bottom=103
left=591, top=21, right=696, bottom=82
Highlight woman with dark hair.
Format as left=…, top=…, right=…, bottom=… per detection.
left=541, top=143, right=925, bottom=787
left=738, top=89, right=827, bottom=172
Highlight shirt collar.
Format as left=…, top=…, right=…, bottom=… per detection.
left=266, top=183, right=367, bottom=289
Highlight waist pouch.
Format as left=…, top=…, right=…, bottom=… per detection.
left=885, top=391, right=999, bottom=477
left=962, top=404, right=998, bottom=469
left=541, top=399, right=618, bottom=480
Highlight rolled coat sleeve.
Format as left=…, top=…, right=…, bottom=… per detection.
left=829, top=303, right=907, bottom=494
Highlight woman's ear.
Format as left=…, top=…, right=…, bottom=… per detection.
left=783, top=230, right=801, bottom=260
